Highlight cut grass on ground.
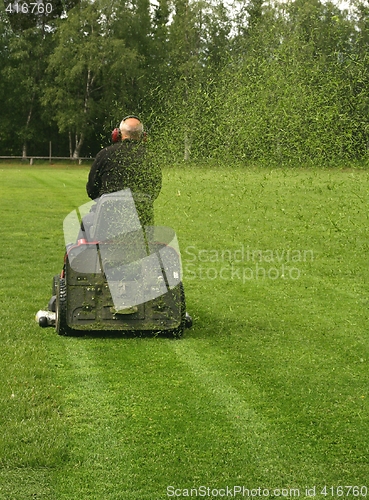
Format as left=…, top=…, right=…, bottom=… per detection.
left=0, top=163, right=368, bottom=499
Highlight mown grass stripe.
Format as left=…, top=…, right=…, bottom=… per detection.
left=171, top=339, right=270, bottom=435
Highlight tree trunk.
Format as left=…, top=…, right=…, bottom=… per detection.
left=184, top=131, right=191, bottom=161
left=22, top=100, right=34, bottom=159
left=73, top=133, right=84, bottom=158
left=183, top=84, right=191, bottom=161
left=69, top=131, right=73, bottom=158
left=70, top=68, right=93, bottom=159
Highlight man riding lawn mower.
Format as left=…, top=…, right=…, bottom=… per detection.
left=36, top=116, right=192, bottom=337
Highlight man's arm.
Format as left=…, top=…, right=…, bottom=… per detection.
left=86, top=149, right=106, bottom=199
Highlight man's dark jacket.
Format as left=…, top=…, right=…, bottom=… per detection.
left=86, top=139, right=162, bottom=202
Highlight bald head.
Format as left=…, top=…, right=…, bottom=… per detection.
left=119, top=117, right=144, bottom=141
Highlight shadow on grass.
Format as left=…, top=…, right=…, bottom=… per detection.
left=48, top=326, right=189, bottom=341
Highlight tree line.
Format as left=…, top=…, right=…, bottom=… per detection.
left=1, top=0, right=369, bottom=165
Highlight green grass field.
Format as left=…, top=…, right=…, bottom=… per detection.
left=0, top=163, right=368, bottom=499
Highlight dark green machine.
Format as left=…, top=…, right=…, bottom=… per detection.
left=45, top=190, right=191, bottom=337
left=55, top=239, right=187, bottom=336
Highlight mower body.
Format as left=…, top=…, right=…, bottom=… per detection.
left=55, top=190, right=186, bottom=336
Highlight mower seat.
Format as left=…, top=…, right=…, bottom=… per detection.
left=89, top=190, right=153, bottom=242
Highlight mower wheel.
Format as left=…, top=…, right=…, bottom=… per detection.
left=56, top=277, right=72, bottom=336
left=185, top=312, right=193, bottom=329
left=38, top=316, right=49, bottom=328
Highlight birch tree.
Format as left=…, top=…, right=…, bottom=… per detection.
left=2, top=26, right=52, bottom=157
left=43, top=0, right=140, bottom=158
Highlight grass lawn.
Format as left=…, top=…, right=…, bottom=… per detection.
left=0, top=163, right=368, bottom=499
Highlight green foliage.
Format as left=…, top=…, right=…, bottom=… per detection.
left=146, top=0, right=369, bottom=165
left=42, top=0, right=141, bottom=157
left=2, top=0, right=369, bottom=163
left=0, top=24, right=53, bottom=155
